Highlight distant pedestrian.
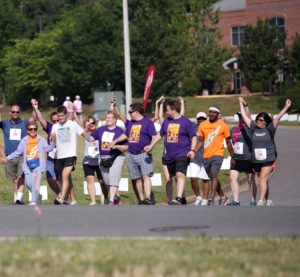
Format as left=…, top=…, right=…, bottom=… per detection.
left=228, top=111, right=256, bottom=206
left=145, top=99, right=197, bottom=205
left=73, top=95, right=83, bottom=122
left=239, top=97, right=292, bottom=206
left=63, top=96, right=72, bottom=111
left=112, top=101, right=157, bottom=204
left=0, top=104, right=31, bottom=204
left=2, top=121, right=55, bottom=205
left=186, top=112, right=210, bottom=206
left=197, top=106, right=235, bottom=205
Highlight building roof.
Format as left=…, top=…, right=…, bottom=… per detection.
left=214, top=0, right=246, bottom=12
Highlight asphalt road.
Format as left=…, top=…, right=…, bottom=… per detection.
left=0, top=127, right=299, bottom=238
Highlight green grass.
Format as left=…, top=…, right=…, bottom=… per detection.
left=0, top=237, right=299, bottom=276
left=0, top=94, right=298, bottom=204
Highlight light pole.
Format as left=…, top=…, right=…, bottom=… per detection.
left=123, top=0, right=132, bottom=118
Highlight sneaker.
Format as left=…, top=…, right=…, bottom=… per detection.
left=108, top=201, right=114, bottom=205
left=219, top=196, right=229, bottom=205
left=89, top=202, right=97, bottom=206
left=171, top=197, right=183, bottom=205
left=250, top=200, right=257, bottom=206
left=137, top=200, right=144, bottom=205
left=15, top=199, right=25, bottom=205
left=227, top=200, right=240, bottom=206
left=54, top=197, right=64, bottom=205
left=208, top=199, right=214, bottom=206
left=195, top=196, right=203, bottom=206
left=113, top=196, right=121, bottom=205
left=181, top=197, right=187, bottom=205
left=201, top=199, right=208, bottom=206
left=143, top=198, right=152, bottom=205
left=70, top=201, right=77, bottom=206
left=266, top=199, right=274, bottom=206
left=257, top=200, right=266, bottom=206
left=29, top=202, right=36, bottom=206
left=150, top=192, right=156, bottom=205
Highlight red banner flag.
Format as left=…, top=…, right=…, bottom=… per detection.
left=143, top=65, right=156, bottom=112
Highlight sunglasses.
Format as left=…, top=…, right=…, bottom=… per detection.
left=52, top=120, right=59, bottom=123
left=11, top=111, right=20, bottom=114
left=128, top=110, right=135, bottom=114
left=89, top=122, right=96, bottom=126
left=197, top=117, right=206, bottom=121
left=28, top=128, right=38, bottom=131
left=256, top=118, right=265, bottom=123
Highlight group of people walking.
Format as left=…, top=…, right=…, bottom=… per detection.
left=0, top=95, right=291, bottom=206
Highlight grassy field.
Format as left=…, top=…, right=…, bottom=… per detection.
left=0, top=237, right=299, bottom=276
left=0, top=94, right=298, bottom=205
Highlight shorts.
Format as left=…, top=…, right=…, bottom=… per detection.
left=55, top=157, right=77, bottom=180
left=5, top=156, right=24, bottom=180
left=101, top=155, right=125, bottom=187
left=252, top=161, right=276, bottom=174
left=203, top=156, right=223, bottom=179
left=127, top=152, right=153, bottom=180
left=230, top=159, right=253, bottom=174
left=186, top=162, right=209, bottom=180
left=46, top=158, right=57, bottom=179
left=163, top=156, right=189, bottom=177
left=83, top=163, right=102, bottom=179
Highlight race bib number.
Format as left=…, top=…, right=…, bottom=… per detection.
left=88, top=146, right=99, bottom=158
left=9, top=128, right=21, bottom=141
left=254, top=148, right=267, bottom=161
left=233, top=142, right=243, bottom=155
left=57, top=127, right=71, bottom=143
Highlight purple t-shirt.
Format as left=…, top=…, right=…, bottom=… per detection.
left=92, top=125, right=125, bottom=156
left=125, top=118, right=156, bottom=154
left=160, top=115, right=196, bottom=160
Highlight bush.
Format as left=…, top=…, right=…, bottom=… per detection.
left=277, top=83, right=300, bottom=112
left=250, top=81, right=263, bottom=92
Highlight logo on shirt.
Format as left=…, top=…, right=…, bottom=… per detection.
left=167, top=123, right=180, bottom=143
left=204, top=126, right=221, bottom=148
left=57, top=127, right=71, bottom=143
left=129, top=125, right=141, bottom=143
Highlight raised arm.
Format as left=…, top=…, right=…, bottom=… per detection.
left=178, top=96, right=185, bottom=115
left=155, top=95, right=165, bottom=124
left=31, top=99, right=47, bottom=129
left=112, top=97, right=126, bottom=123
left=274, top=99, right=292, bottom=128
left=239, top=97, right=251, bottom=128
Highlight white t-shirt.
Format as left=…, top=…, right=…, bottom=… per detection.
left=51, top=120, right=84, bottom=159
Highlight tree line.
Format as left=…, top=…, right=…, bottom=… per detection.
left=0, top=0, right=300, bottom=107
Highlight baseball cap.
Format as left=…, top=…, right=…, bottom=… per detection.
left=196, top=112, right=207, bottom=119
left=66, top=96, right=70, bottom=101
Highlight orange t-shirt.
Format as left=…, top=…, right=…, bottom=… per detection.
left=26, top=136, right=39, bottom=161
left=198, top=120, right=230, bottom=159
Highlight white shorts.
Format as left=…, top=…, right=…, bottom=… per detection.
left=186, top=162, right=209, bottom=180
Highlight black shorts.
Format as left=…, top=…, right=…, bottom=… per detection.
left=83, top=163, right=102, bottom=179
left=231, top=159, right=253, bottom=173
left=163, top=157, right=189, bottom=177
left=55, top=157, right=77, bottom=180
left=252, top=161, right=276, bottom=173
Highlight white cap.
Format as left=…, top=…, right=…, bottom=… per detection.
left=66, top=96, right=70, bottom=101
left=75, top=95, right=80, bottom=100
left=196, top=112, right=207, bottom=119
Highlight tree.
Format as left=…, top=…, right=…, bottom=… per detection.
left=289, top=34, right=300, bottom=81
left=182, top=0, right=231, bottom=94
left=238, top=19, right=286, bottom=93
left=129, top=0, right=188, bottom=98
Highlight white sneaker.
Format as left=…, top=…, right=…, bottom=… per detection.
left=257, top=200, right=266, bottom=206
left=201, top=199, right=208, bottom=206
left=266, top=199, right=274, bottom=206
left=70, top=201, right=78, bottom=206
left=29, top=202, right=36, bottom=206
left=195, top=196, right=203, bottom=206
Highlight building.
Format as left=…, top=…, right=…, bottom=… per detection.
left=214, top=0, right=300, bottom=92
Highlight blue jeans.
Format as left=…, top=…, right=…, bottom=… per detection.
left=25, top=168, right=43, bottom=203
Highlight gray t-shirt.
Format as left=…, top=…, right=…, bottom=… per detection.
left=191, top=122, right=204, bottom=166
left=247, top=122, right=276, bottom=164
left=230, top=126, right=252, bottom=161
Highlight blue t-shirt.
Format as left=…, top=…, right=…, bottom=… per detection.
left=0, top=119, right=28, bottom=155
left=125, top=118, right=156, bottom=154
